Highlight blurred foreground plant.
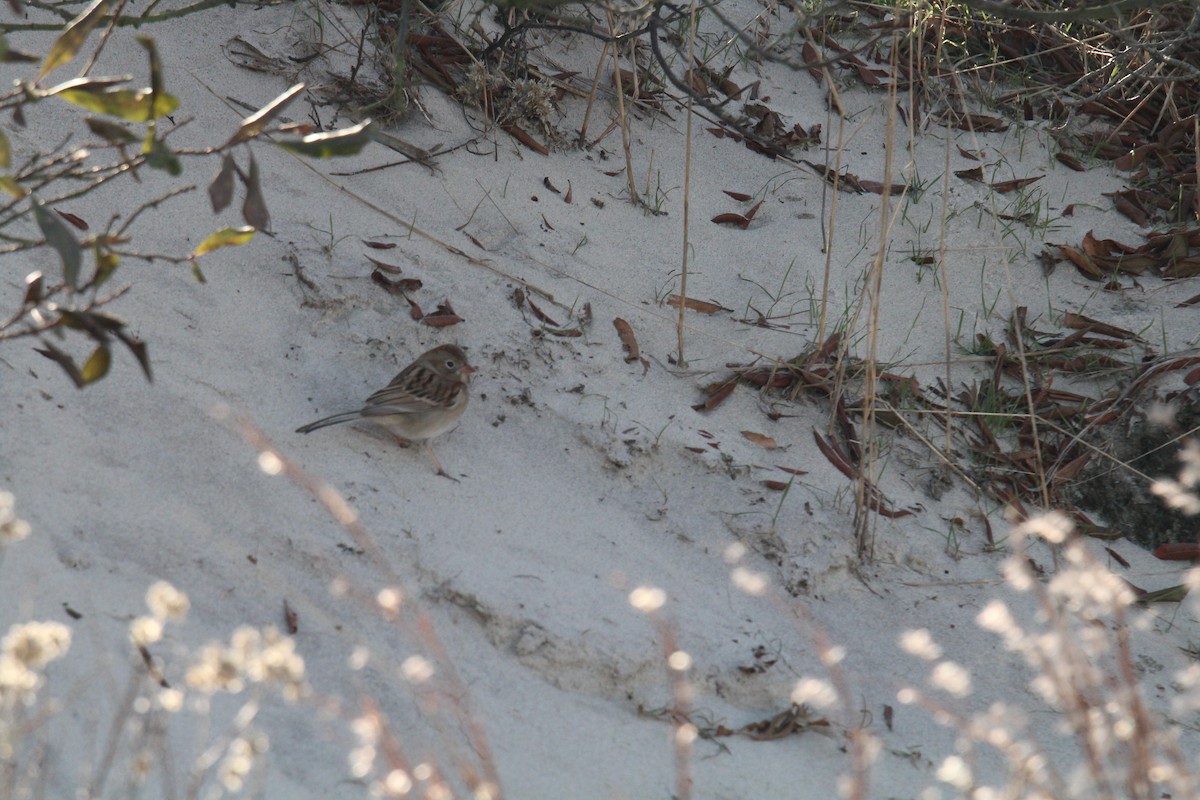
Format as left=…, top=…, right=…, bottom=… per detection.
left=0, top=2, right=371, bottom=387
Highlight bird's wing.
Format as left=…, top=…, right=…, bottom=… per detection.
left=361, top=365, right=459, bottom=415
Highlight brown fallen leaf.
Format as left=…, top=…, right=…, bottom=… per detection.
left=741, top=430, right=777, bottom=449
left=1051, top=243, right=1104, bottom=279
left=526, top=297, right=562, bottom=327
left=801, top=40, right=823, bottom=83
left=366, top=255, right=405, bottom=275
left=1154, top=543, right=1200, bottom=561
left=1104, top=547, right=1131, bottom=569
left=284, top=599, right=298, bottom=634
left=1107, top=191, right=1149, bottom=226
left=761, top=480, right=789, bottom=491
left=693, top=379, right=736, bottom=411
left=1176, top=292, right=1200, bottom=308
left=667, top=295, right=732, bottom=314
left=1114, top=143, right=1160, bottom=171
left=859, top=180, right=908, bottom=195
left=739, top=703, right=829, bottom=740
left=1062, top=312, right=1137, bottom=340
left=955, top=166, right=984, bottom=182
left=1055, top=152, right=1085, bottom=171
left=371, top=269, right=423, bottom=294
left=713, top=212, right=752, bottom=229
left=543, top=327, right=582, bottom=338
left=364, top=240, right=397, bottom=250
left=422, top=300, right=463, bottom=327
left=990, top=175, right=1043, bottom=194
left=405, top=296, right=423, bottom=320
left=613, top=318, right=641, bottom=362
left=802, top=160, right=864, bottom=193
left=503, top=123, right=549, bottom=156
left=947, top=112, right=1008, bottom=132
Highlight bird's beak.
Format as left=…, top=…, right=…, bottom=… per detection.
left=461, top=365, right=477, bottom=376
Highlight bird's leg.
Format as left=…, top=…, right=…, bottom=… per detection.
left=425, top=443, right=458, bottom=481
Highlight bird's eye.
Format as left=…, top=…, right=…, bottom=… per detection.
left=445, top=360, right=457, bottom=369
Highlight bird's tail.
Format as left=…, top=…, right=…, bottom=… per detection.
left=295, top=410, right=362, bottom=434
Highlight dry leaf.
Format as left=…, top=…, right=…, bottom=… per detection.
left=526, top=297, right=562, bottom=327
left=693, top=379, right=736, bottom=411
left=667, top=295, right=731, bottom=314
left=776, top=466, right=807, bottom=476
left=366, top=255, right=405, bottom=275
left=1152, top=544, right=1200, bottom=563
left=613, top=318, right=640, bottom=362
left=741, top=431, right=777, bottom=449
left=990, top=175, right=1044, bottom=194
left=712, top=212, right=752, bottom=228
left=371, top=269, right=422, bottom=294
left=1055, top=152, right=1085, bottom=171
left=423, top=300, right=463, bottom=327
left=56, top=210, right=88, bottom=231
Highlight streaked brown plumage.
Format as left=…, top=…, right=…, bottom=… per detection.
left=296, top=344, right=475, bottom=476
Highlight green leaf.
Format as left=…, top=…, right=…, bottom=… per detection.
left=32, top=199, right=81, bottom=288
left=193, top=226, right=255, bottom=257
left=143, top=135, right=181, bottom=175
left=37, top=0, right=110, bottom=80
left=225, top=83, right=305, bottom=147
left=1136, top=584, right=1188, bottom=605
left=91, top=245, right=119, bottom=288
left=0, top=176, right=22, bottom=199
left=81, top=345, right=111, bottom=384
left=0, top=128, right=9, bottom=169
left=56, top=83, right=179, bottom=121
left=276, top=119, right=373, bottom=158
left=0, top=37, right=39, bottom=64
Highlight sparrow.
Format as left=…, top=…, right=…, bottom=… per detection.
left=296, top=344, right=474, bottom=477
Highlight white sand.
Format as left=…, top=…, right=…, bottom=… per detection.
left=3, top=3, right=1198, bottom=798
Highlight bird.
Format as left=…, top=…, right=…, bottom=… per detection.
left=295, top=344, right=475, bottom=477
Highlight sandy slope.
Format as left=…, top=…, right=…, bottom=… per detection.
left=2, top=3, right=1199, bottom=798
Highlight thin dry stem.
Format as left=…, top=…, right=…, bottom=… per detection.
left=676, top=0, right=698, bottom=368
left=578, top=41, right=611, bottom=146
left=606, top=9, right=640, bottom=207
